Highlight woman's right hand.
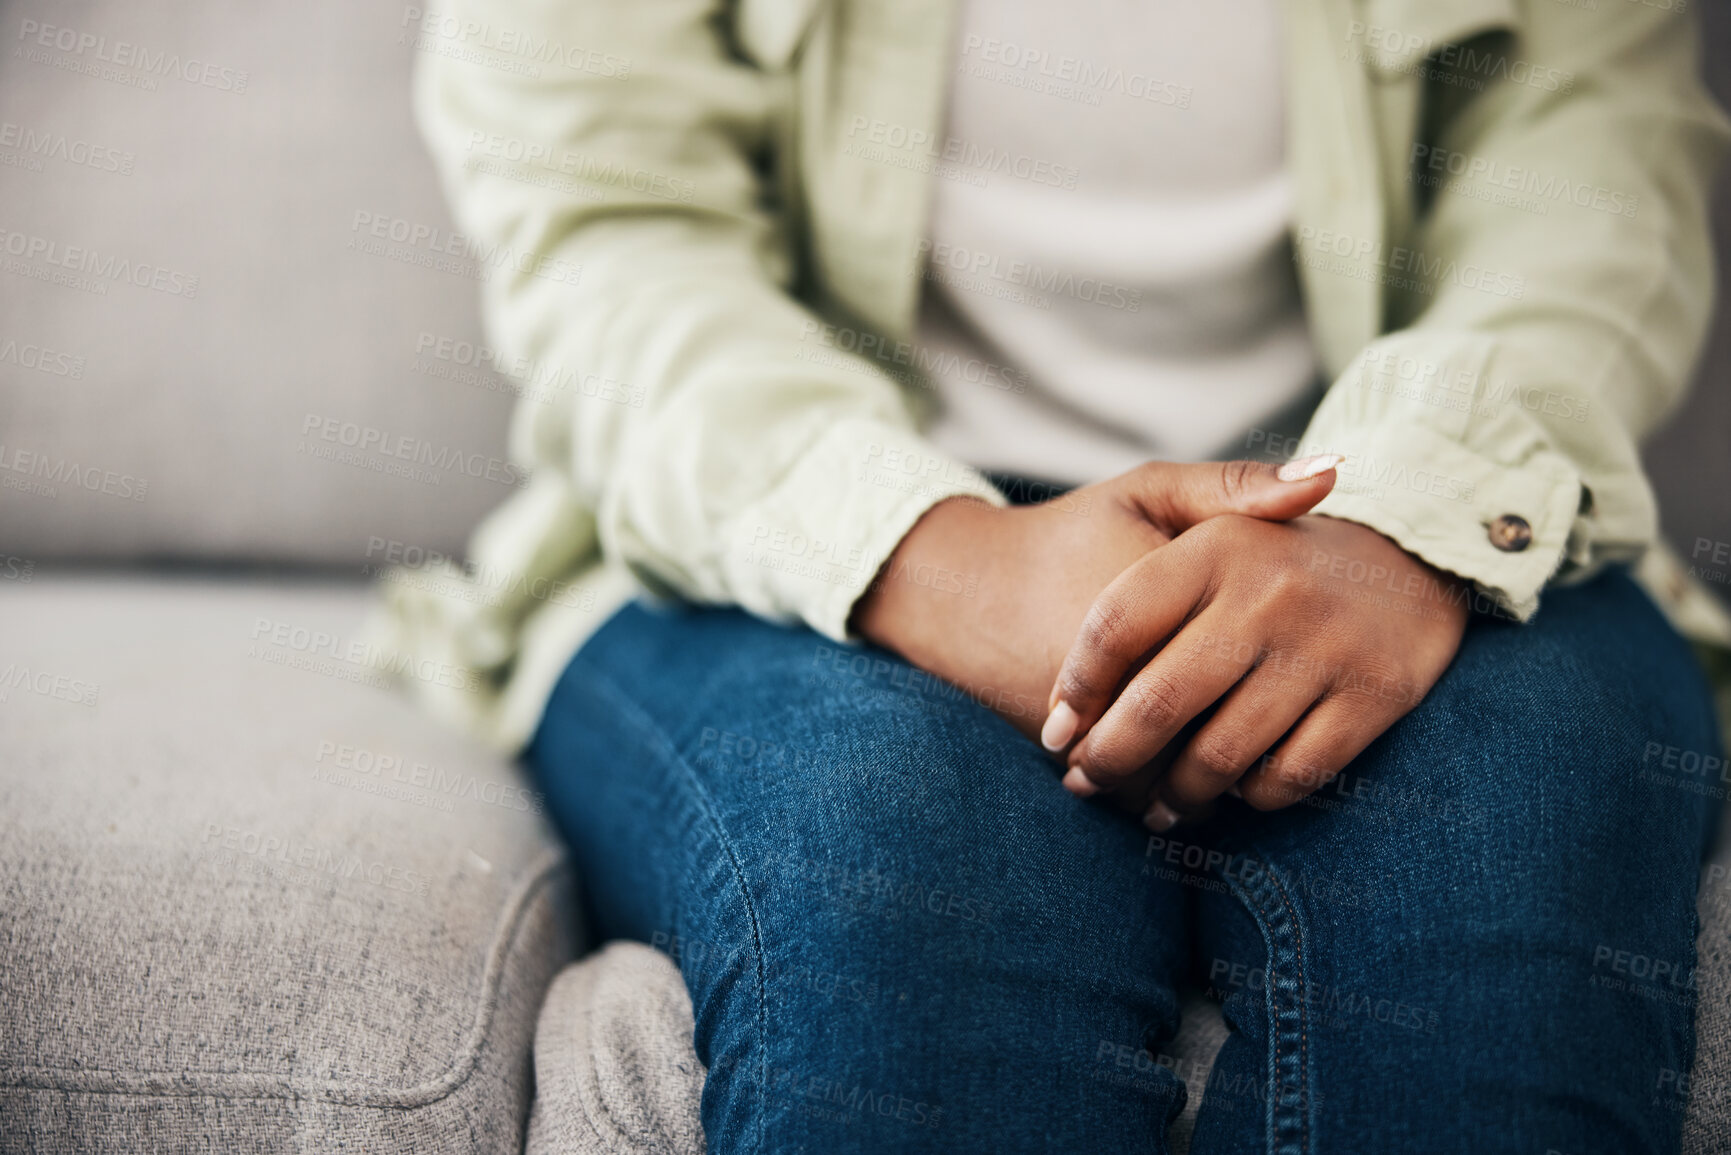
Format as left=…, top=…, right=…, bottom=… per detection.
left=851, top=456, right=1340, bottom=753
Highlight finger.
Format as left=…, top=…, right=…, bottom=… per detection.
left=1144, top=666, right=1322, bottom=829
left=1234, top=692, right=1396, bottom=812
left=1063, top=616, right=1249, bottom=794
left=1127, top=457, right=1341, bottom=536
left=1041, top=540, right=1211, bottom=756
left=1075, top=701, right=1215, bottom=814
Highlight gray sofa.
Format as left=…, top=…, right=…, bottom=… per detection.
left=2, top=2, right=1730, bottom=1151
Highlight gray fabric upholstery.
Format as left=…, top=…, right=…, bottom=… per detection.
left=1645, top=1, right=1731, bottom=598
left=527, top=943, right=709, bottom=1155
left=1167, top=990, right=1232, bottom=1155
left=0, top=0, right=516, bottom=565
left=1684, top=818, right=1731, bottom=1153
left=0, top=576, right=579, bottom=1153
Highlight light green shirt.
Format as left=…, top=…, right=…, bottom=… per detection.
left=372, top=0, right=1731, bottom=750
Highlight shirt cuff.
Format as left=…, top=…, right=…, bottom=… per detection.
left=1294, top=410, right=1583, bottom=622
left=721, top=416, right=1006, bottom=642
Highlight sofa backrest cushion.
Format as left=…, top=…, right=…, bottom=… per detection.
left=0, top=0, right=517, bottom=567
left=0, top=0, right=1727, bottom=577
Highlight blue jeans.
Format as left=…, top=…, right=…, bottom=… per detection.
left=526, top=568, right=1721, bottom=1154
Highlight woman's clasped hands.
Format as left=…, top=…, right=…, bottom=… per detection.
left=853, top=455, right=1471, bottom=830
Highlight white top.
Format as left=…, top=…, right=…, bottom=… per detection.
left=917, top=0, right=1319, bottom=485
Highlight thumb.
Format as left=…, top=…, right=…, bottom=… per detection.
left=1128, top=455, right=1341, bottom=533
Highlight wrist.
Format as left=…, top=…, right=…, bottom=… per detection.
left=851, top=496, right=999, bottom=657
left=1317, top=515, right=1473, bottom=633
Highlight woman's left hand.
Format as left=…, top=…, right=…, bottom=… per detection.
left=1042, top=514, right=1473, bottom=829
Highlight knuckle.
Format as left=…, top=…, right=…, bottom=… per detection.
left=1333, top=656, right=1415, bottom=710
left=1267, top=554, right=1312, bottom=599
left=1181, top=516, right=1231, bottom=560
left=1189, top=727, right=1252, bottom=781
left=1075, top=597, right=1133, bottom=663
left=1125, top=670, right=1186, bottom=736
left=1057, top=670, right=1098, bottom=704
left=1056, top=656, right=1098, bottom=703
left=1220, top=459, right=1257, bottom=501
left=1207, top=511, right=1254, bottom=536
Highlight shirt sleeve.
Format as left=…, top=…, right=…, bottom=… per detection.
left=1296, top=7, right=1728, bottom=620
left=412, top=0, right=1004, bottom=643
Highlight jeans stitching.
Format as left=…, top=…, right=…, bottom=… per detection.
left=1266, top=863, right=1312, bottom=1155
left=1218, top=840, right=1314, bottom=1155
left=566, top=653, right=774, bottom=1153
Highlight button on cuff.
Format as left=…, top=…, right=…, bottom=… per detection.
left=1488, top=514, right=1533, bottom=553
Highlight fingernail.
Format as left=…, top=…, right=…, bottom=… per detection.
left=1143, top=800, right=1180, bottom=832
left=1062, top=766, right=1099, bottom=797
left=1276, top=453, right=1344, bottom=482
left=1041, top=701, right=1079, bottom=751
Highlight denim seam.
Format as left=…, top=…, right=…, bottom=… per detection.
left=1268, top=866, right=1313, bottom=1155
left=568, top=653, right=774, bottom=1154
left=1219, top=843, right=1314, bottom=1155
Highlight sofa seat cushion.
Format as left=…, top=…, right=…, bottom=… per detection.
left=526, top=942, right=709, bottom=1155
left=0, top=575, right=579, bottom=1153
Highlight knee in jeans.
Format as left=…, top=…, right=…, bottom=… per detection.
left=1371, top=635, right=1718, bottom=911
left=1417, top=630, right=1706, bottom=813
left=750, top=708, right=1076, bottom=950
